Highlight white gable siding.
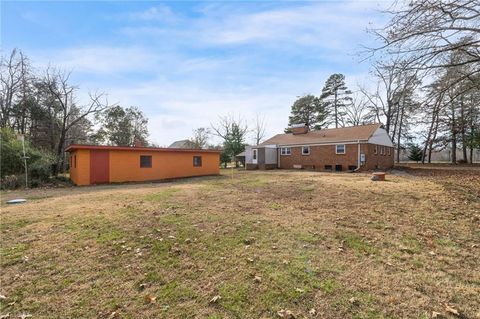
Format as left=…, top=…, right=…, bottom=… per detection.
left=368, top=128, right=394, bottom=147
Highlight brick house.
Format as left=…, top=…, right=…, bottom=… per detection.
left=245, top=123, right=394, bottom=171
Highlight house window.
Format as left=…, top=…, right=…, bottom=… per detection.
left=193, top=156, right=202, bottom=167
left=374, top=145, right=378, bottom=155
left=252, top=149, right=257, bottom=160
left=281, top=147, right=291, bottom=155
left=336, top=144, right=345, bottom=154
left=382, top=146, right=386, bottom=155
left=387, top=147, right=391, bottom=156
left=140, top=155, right=152, bottom=168
left=302, top=146, right=310, bottom=155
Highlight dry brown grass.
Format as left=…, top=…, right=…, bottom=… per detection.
left=1, top=169, right=479, bottom=318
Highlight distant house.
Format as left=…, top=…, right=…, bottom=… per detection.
left=66, top=145, right=220, bottom=185
left=244, top=123, right=394, bottom=171
left=168, top=139, right=196, bottom=149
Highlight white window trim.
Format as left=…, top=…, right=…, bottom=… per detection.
left=387, top=147, right=391, bottom=156
left=374, top=145, right=378, bottom=155
left=335, top=144, right=346, bottom=154
left=301, top=146, right=310, bottom=155
left=280, top=147, right=291, bottom=156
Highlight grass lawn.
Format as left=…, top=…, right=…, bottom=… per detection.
left=1, top=169, right=479, bottom=318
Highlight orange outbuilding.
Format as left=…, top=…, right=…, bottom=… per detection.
left=66, top=145, right=221, bottom=186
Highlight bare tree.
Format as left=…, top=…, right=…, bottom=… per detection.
left=42, top=67, right=111, bottom=174
left=211, top=114, right=248, bottom=140
left=370, top=0, right=480, bottom=79
left=0, top=49, right=31, bottom=128
left=344, top=93, right=369, bottom=126
left=211, top=114, right=248, bottom=167
left=191, top=127, right=210, bottom=149
left=252, top=113, right=267, bottom=145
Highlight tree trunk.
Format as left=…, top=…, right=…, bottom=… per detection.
left=334, top=90, right=338, bottom=128
left=451, top=100, right=457, bottom=164
left=396, top=105, right=405, bottom=163
left=459, top=96, right=468, bottom=163
left=428, top=110, right=440, bottom=164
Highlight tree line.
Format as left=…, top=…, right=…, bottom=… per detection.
left=1, top=49, right=149, bottom=185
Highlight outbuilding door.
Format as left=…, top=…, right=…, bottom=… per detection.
left=90, top=150, right=109, bottom=184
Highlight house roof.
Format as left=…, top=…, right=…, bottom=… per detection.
left=65, top=144, right=221, bottom=153
left=168, top=139, right=196, bottom=149
left=260, top=123, right=382, bottom=146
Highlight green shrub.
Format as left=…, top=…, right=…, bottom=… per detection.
left=0, top=127, right=54, bottom=186
left=0, top=175, right=20, bottom=190
left=29, top=158, right=52, bottom=182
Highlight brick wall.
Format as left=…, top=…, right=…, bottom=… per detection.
left=278, top=143, right=394, bottom=171
left=363, top=144, right=394, bottom=170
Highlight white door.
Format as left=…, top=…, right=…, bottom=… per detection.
left=252, top=149, right=258, bottom=164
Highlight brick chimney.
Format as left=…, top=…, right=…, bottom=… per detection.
left=291, top=124, right=309, bottom=135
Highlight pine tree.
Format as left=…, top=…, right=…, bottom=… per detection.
left=408, top=144, right=423, bottom=163
left=320, top=74, right=352, bottom=128
left=285, top=95, right=328, bottom=132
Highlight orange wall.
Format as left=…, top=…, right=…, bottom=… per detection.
left=108, top=150, right=220, bottom=183
left=69, top=149, right=91, bottom=186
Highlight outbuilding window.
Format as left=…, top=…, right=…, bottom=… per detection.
left=374, top=145, right=378, bottom=154
left=335, top=144, right=345, bottom=154
left=281, top=147, right=291, bottom=155
left=140, top=155, right=152, bottom=168
left=302, top=146, right=310, bottom=155
left=193, top=156, right=202, bottom=167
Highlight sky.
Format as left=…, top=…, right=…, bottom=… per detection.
left=1, top=0, right=391, bottom=146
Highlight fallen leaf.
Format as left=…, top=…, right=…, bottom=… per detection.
left=144, top=295, right=157, bottom=304
left=444, top=304, right=459, bottom=316
left=209, top=295, right=221, bottom=304
left=295, top=288, right=305, bottom=293
left=18, top=314, right=32, bottom=319
left=0, top=314, right=9, bottom=319
left=349, top=297, right=360, bottom=305
left=309, top=308, right=316, bottom=315
left=0, top=295, right=6, bottom=300
left=277, top=309, right=296, bottom=318
left=254, top=276, right=262, bottom=283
